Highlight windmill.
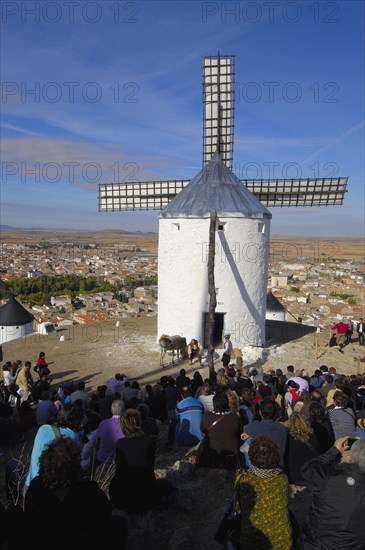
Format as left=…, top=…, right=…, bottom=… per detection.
left=98, top=53, right=348, bottom=357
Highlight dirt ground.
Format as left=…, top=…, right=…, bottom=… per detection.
left=1, top=318, right=363, bottom=549
left=2, top=317, right=364, bottom=393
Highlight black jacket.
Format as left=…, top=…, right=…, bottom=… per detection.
left=296, top=447, right=365, bottom=549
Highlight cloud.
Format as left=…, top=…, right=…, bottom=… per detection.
left=1, top=122, right=42, bottom=136
left=301, top=121, right=365, bottom=164
left=1, top=136, right=186, bottom=190
left=1, top=201, right=158, bottom=232
left=235, top=135, right=327, bottom=153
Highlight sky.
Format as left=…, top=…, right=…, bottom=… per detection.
left=1, top=0, right=364, bottom=238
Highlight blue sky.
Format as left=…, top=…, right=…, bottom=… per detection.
left=1, top=0, right=364, bottom=238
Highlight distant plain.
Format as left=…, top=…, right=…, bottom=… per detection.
left=1, top=229, right=364, bottom=260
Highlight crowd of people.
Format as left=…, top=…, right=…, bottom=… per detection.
left=1, top=350, right=365, bottom=549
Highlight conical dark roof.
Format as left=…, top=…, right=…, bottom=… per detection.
left=160, top=151, right=272, bottom=219
left=0, top=296, right=34, bottom=326
left=266, top=291, right=285, bottom=312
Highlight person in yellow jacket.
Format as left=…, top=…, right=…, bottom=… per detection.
left=233, top=436, right=292, bottom=550
left=16, top=361, right=34, bottom=403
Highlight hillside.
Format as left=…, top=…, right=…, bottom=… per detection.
left=1, top=317, right=363, bottom=549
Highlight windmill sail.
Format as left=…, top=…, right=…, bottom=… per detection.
left=98, top=53, right=348, bottom=212
left=202, top=54, right=235, bottom=169
left=98, top=177, right=348, bottom=211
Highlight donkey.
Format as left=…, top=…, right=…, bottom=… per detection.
left=159, top=334, right=188, bottom=367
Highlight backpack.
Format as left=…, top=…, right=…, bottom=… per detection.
left=34, top=364, right=50, bottom=377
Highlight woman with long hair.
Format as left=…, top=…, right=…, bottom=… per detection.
left=308, top=401, right=334, bottom=453
left=284, top=412, right=319, bottom=485
left=24, top=437, right=127, bottom=548
left=109, top=409, right=175, bottom=514
left=198, top=382, right=214, bottom=412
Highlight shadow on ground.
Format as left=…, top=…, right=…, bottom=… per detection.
left=265, top=320, right=316, bottom=344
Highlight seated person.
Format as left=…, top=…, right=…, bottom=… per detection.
left=284, top=412, right=319, bottom=485
left=109, top=409, right=173, bottom=514
left=188, top=339, right=202, bottom=365
left=241, top=398, right=287, bottom=469
left=24, top=437, right=127, bottom=548
left=94, top=400, right=124, bottom=465
left=25, top=403, right=85, bottom=490
left=296, top=437, right=365, bottom=550
left=234, top=436, right=292, bottom=549
left=137, top=403, right=159, bottom=436
left=198, top=390, right=242, bottom=469
left=168, top=386, right=204, bottom=446
left=175, top=368, right=191, bottom=389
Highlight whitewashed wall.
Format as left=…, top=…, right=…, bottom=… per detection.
left=0, top=322, right=34, bottom=344
left=157, top=215, right=270, bottom=347
left=266, top=310, right=286, bottom=322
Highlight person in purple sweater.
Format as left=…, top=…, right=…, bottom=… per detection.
left=94, top=400, right=125, bottom=465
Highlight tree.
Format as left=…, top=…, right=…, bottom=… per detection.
left=207, top=211, right=217, bottom=379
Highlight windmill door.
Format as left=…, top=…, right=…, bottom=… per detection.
left=203, top=313, right=224, bottom=348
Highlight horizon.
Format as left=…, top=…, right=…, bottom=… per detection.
left=1, top=1, right=364, bottom=238
left=1, top=226, right=364, bottom=242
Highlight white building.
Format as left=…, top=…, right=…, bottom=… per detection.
left=27, top=269, right=42, bottom=278
left=38, top=321, right=56, bottom=335
left=271, top=275, right=288, bottom=288
left=0, top=296, right=35, bottom=344
left=157, top=152, right=271, bottom=348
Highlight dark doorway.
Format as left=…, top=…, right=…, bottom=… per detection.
left=203, top=313, right=225, bottom=348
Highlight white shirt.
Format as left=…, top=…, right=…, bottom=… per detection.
left=224, top=340, right=233, bottom=355
left=287, top=376, right=309, bottom=394
left=3, top=370, right=17, bottom=387
left=198, top=394, right=214, bottom=412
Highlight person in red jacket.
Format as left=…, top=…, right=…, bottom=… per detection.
left=331, top=320, right=349, bottom=353
left=34, top=352, right=50, bottom=378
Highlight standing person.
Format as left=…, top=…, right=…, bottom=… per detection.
left=16, top=361, right=34, bottom=403
left=222, top=334, right=233, bottom=370
left=357, top=318, right=365, bottom=346
left=331, top=319, right=350, bottom=353
left=2, top=363, right=19, bottom=406
left=34, top=352, right=50, bottom=378
left=188, top=339, right=202, bottom=365
left=345, top=319, right=354, bottom=344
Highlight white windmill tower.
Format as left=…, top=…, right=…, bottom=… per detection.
left=99, top=53, right=348, bottom=352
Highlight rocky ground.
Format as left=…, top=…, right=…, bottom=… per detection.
left=1, top=317, right=363, bottom=549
